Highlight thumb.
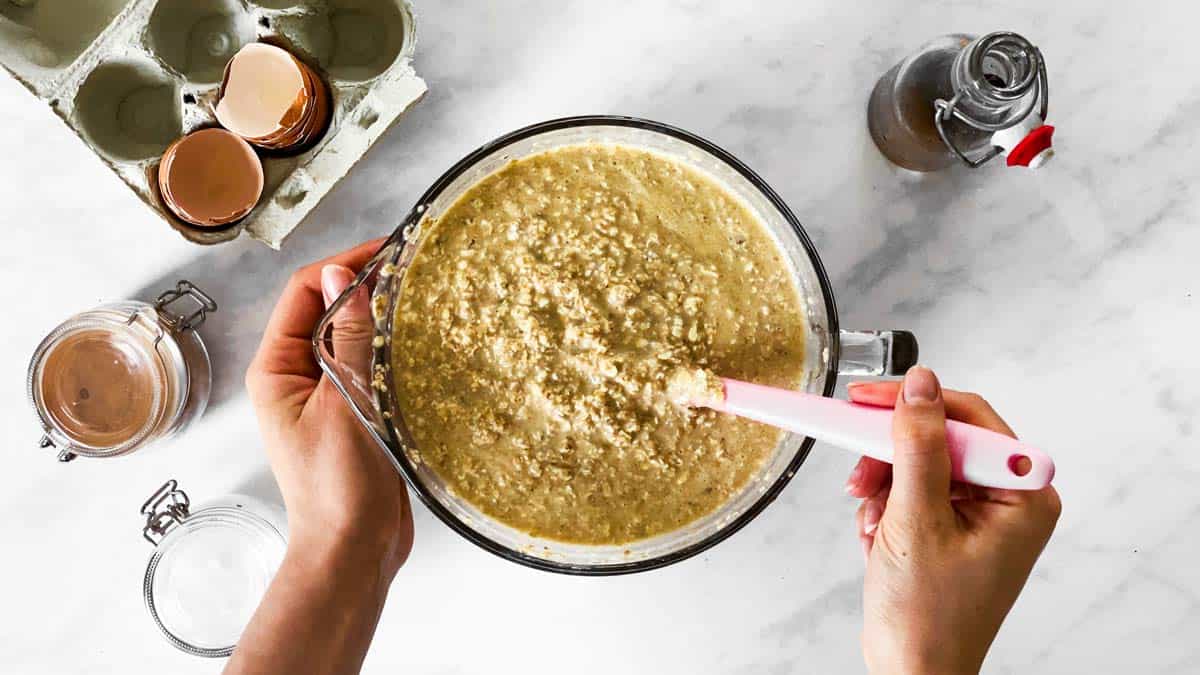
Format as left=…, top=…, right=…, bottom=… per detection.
left=887, top=366, right=953, bottom=516
left=321, top=264, right=374, bottom=382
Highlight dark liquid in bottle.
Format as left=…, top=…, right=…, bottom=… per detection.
left=867, top=35, right=994, bottom=172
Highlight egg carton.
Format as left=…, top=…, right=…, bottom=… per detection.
left=0, top=0, right=427, bottom=248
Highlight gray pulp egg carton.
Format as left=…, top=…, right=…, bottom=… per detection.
left=0, top=0, right=427, bottom=247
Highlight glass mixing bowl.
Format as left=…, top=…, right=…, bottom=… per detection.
left=315, top=116, right=916, bottom=574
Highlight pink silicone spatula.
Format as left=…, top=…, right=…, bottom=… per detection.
left=687, top=377, right=1054, bottom=490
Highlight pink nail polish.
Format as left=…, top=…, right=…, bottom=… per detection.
left=863, top=501, right=882, bottom=535
left=845, top=464, right=863, bottom=493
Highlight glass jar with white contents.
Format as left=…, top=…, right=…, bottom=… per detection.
left=27, top=281, right=216, bottom=462
left=140, top=479, right=287, bottom=658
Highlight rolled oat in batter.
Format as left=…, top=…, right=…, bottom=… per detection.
left=392, top=144, right=807, bottom=544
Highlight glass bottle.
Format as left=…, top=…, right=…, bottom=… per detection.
left=868, top=31, right=1053, bottom=171
left=140, top=479, right=287, bottom=657
left=27, top=281, right=216, bottom=461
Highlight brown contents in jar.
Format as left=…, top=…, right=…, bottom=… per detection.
left=36, top=326, right=163, bottom=448
left=392, top=144, right=808, bottom=545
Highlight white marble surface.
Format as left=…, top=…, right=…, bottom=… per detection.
left=2, top=1, right=1198, bottom=673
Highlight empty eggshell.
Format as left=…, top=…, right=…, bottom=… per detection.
left=214, top=42, right=332, bottom=153
left=158, top=128, right=264, bottom=228
left=215, top=43, right=308, bottom=141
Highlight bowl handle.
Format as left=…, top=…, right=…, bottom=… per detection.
left=312, top=232, right=403, bottom=454
left=837, top=329, right=918, bottom=376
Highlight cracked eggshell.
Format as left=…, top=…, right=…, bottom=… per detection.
left=215, top=42, right=308, bottom=141
left=158, top=128, right=264, bottom=228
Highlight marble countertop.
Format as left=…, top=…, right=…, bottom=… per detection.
left=2, top=1, right=1197, bottom=673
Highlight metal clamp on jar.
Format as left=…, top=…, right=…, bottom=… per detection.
left=140, top=479, right=287, bottom=657
left=868, top=31, right=1054, bottom=171
left=27, top=281, right=216, bottom=461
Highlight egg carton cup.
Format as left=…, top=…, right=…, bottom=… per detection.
left=0, top=0, right=427, bottom=248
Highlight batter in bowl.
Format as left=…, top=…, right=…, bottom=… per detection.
left=391, top=144, right=808, bottom=545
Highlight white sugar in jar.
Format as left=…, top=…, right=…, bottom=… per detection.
left=140, top=480, right=287, bottom=657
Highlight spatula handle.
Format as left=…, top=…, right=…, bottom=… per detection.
left=718, top=379, right=1054, bottom=490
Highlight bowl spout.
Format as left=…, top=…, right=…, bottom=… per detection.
left=312, top=232, right=404, bottom=458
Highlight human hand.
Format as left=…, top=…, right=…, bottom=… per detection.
left=228, top=240, right=414, bottom=674
left=844, top=367, right=1061, bottom=675
left=246, top=239, right=413, bottom=582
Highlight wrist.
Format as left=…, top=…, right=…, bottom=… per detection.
left=873, top=665, right=976, bottom=675
left=895, top=659, right=979, bottom=675
left=867, top=647, right=981, bottom=675
left=285, top=527, right=397, bottom=596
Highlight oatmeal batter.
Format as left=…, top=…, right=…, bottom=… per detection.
left=667, top=367, right=727, bottom=408
left=392, top=144, right=807, bottom=544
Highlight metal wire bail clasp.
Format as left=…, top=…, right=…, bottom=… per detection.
left=154, top=281, right=218, bottom=333
left=141, top=479, right=191, bottom=545
left=39, top=435, right=77, bottom=462
left=933, top=31, right=1050, bottom=167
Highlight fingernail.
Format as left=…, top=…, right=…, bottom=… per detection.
left=321, top=265, right=350, bottom=308
left=902, top=365, right=940, bottom=403
left=844, top=464, right=863, bottom=494
left=846, top=382, right=869, bottom=399
left=863, top=500, right=882, bottom=535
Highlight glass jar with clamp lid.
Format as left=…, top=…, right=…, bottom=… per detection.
left=27, top=281, right=216, bottom=461
left=140, top=479, right=287, bottom=657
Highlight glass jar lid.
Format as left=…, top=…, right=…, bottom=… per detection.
left=27, top=281, right=218, bottom=461
left=141, top=480, right=287, bottom=657
left=29, top=304, right=169, bottom=459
